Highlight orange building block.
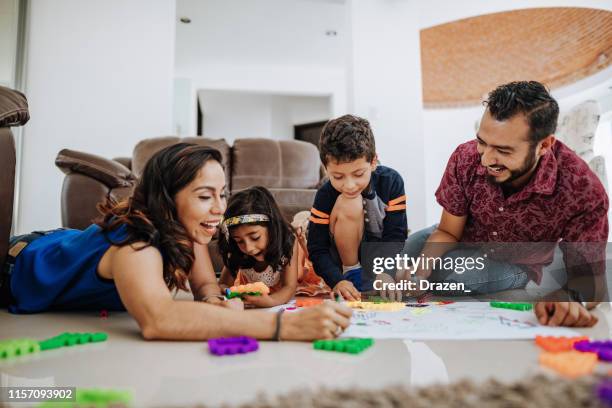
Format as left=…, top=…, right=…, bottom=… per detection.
left=535, top=335, right=590, bottom=352
left=539, top=350, right=597, bottom=378
left=229, top=282, right=270, bottom=295
left=295, top=298, right=324, bottom=308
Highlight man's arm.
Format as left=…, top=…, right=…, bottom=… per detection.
left=415, top=210, right=467, bottom=279
left=535, top=182, right=608, bottom=327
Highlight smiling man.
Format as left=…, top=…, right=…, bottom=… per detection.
left=402, top=81, right=608, bottom=327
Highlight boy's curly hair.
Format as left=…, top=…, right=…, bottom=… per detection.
left=319, top=114, right=376, bottom=166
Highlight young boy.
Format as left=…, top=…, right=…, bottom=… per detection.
left=307, top=114, right=408, bottom=300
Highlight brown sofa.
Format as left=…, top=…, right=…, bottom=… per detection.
left=55, top=136, right=324, bottom=271
left=0, top=86, right=29, bottom=269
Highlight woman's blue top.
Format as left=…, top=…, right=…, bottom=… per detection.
left=9, top=224, right=128, bottom=313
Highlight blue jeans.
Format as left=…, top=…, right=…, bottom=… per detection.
left=402, top=225, right=530, bottom=295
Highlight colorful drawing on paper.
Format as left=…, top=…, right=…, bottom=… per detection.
left=340, top=302, right=577, bottom=340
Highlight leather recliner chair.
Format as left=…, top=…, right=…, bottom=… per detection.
left=0, top=86, right=30, bottom=268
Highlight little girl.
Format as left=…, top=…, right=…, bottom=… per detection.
left=218, top=187, right=329, bottom=308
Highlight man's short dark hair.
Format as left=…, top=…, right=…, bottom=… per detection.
left=319, top=114, right=376, bottom=165
left=485, top=81, right=559, bottom=144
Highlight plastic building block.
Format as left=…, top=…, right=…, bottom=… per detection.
left=597, top=379, right=612, bottom=407
left=208, top=336, right=259, bottom=356
left=225, top=282, right=270, bottom=299
left=574, top=340, right=612, bottom=361
left=538, top=350, right=597, bottom=378
left=0, top=333, right=107, bottom=360
left=313, top=338, right=374, bottom=354
left=535, top=335, right=590, bottom=352
left=0, top=339, right=41, bottom=359
left=574, top=339, right=612, bottom=352
left=75, top=388, right=132, bottom=405
left=345, top=301, right=405, bottom=311
left=38, top=332, right=108, bottom=351
left=295, top=298, right=324, bottom=308
left=490, top=302, right=533, bottom=311
left=37, top=388, right=132, bottom=407
left=361, top=295, right=398, bottom=303
left=598, top=348, right=612, bottom=362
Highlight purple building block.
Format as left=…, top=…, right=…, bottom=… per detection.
left=208, top=336, right=259, bottom=356
left=597, top=348, right=612, bottom=362
left=597, top=379, right=612, bottom=406
left=574, top=340, right=612, bottom=361
left=574, top=340, right=597, bottom=353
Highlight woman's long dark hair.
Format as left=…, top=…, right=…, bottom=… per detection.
left=97, top=143, right=224, bottom=291
left=219, top=186, right=294, bottom=275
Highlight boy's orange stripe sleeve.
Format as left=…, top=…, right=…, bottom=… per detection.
left=388, top=195, right=406, bottom=206
left=386, top=204, right=406, bottom=212
left=309, top=216, right=330, bottom=225
left=310, top=207, right=330, bottom=219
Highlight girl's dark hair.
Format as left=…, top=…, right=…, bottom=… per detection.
left=96, top=143, right=224, bottom=292
left=485, top=81, right=559, bottom=144
left=219, top=186, right=295, bottom=274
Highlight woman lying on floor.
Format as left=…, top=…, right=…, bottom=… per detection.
left=0, top=143, right=351, bottom=341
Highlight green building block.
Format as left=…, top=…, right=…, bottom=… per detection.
left=38, top=338, right=65, bottom=351
left=313, top=338, right=374, bottom=354
left=226, top=291, right=262, bottom=299
left=0, top=339, right=41, bottom=359
left=362, top=295, right=395, bottom=304
left=76, top=388, right=132, bottom=404
left=39, top=332, right=108, bottom=351
left=490, top=302, right=533, bottom=311
left=0, top=333, right=107, bottom=359
left=37, top=388, right=132, bottom=407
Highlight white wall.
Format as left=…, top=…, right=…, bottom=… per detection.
left=174, top=0, right=347, bottom=136
left=173, top=77, right=192, bottom=136
left=198, top=90, right=330, bottom=143
left=17, top=0, right=176, bottom=233
left=177, top=64, right=345, bottom=138
left=0, top=0, right=18, bottom=86
left=347, top=0, right=427, bottom=232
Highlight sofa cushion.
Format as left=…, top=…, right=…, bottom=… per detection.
left=0, top=86, right=29, bottom=127
left=231, top=139, right=320, bottom=191
left=131, top=137, right=231, bottom=187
